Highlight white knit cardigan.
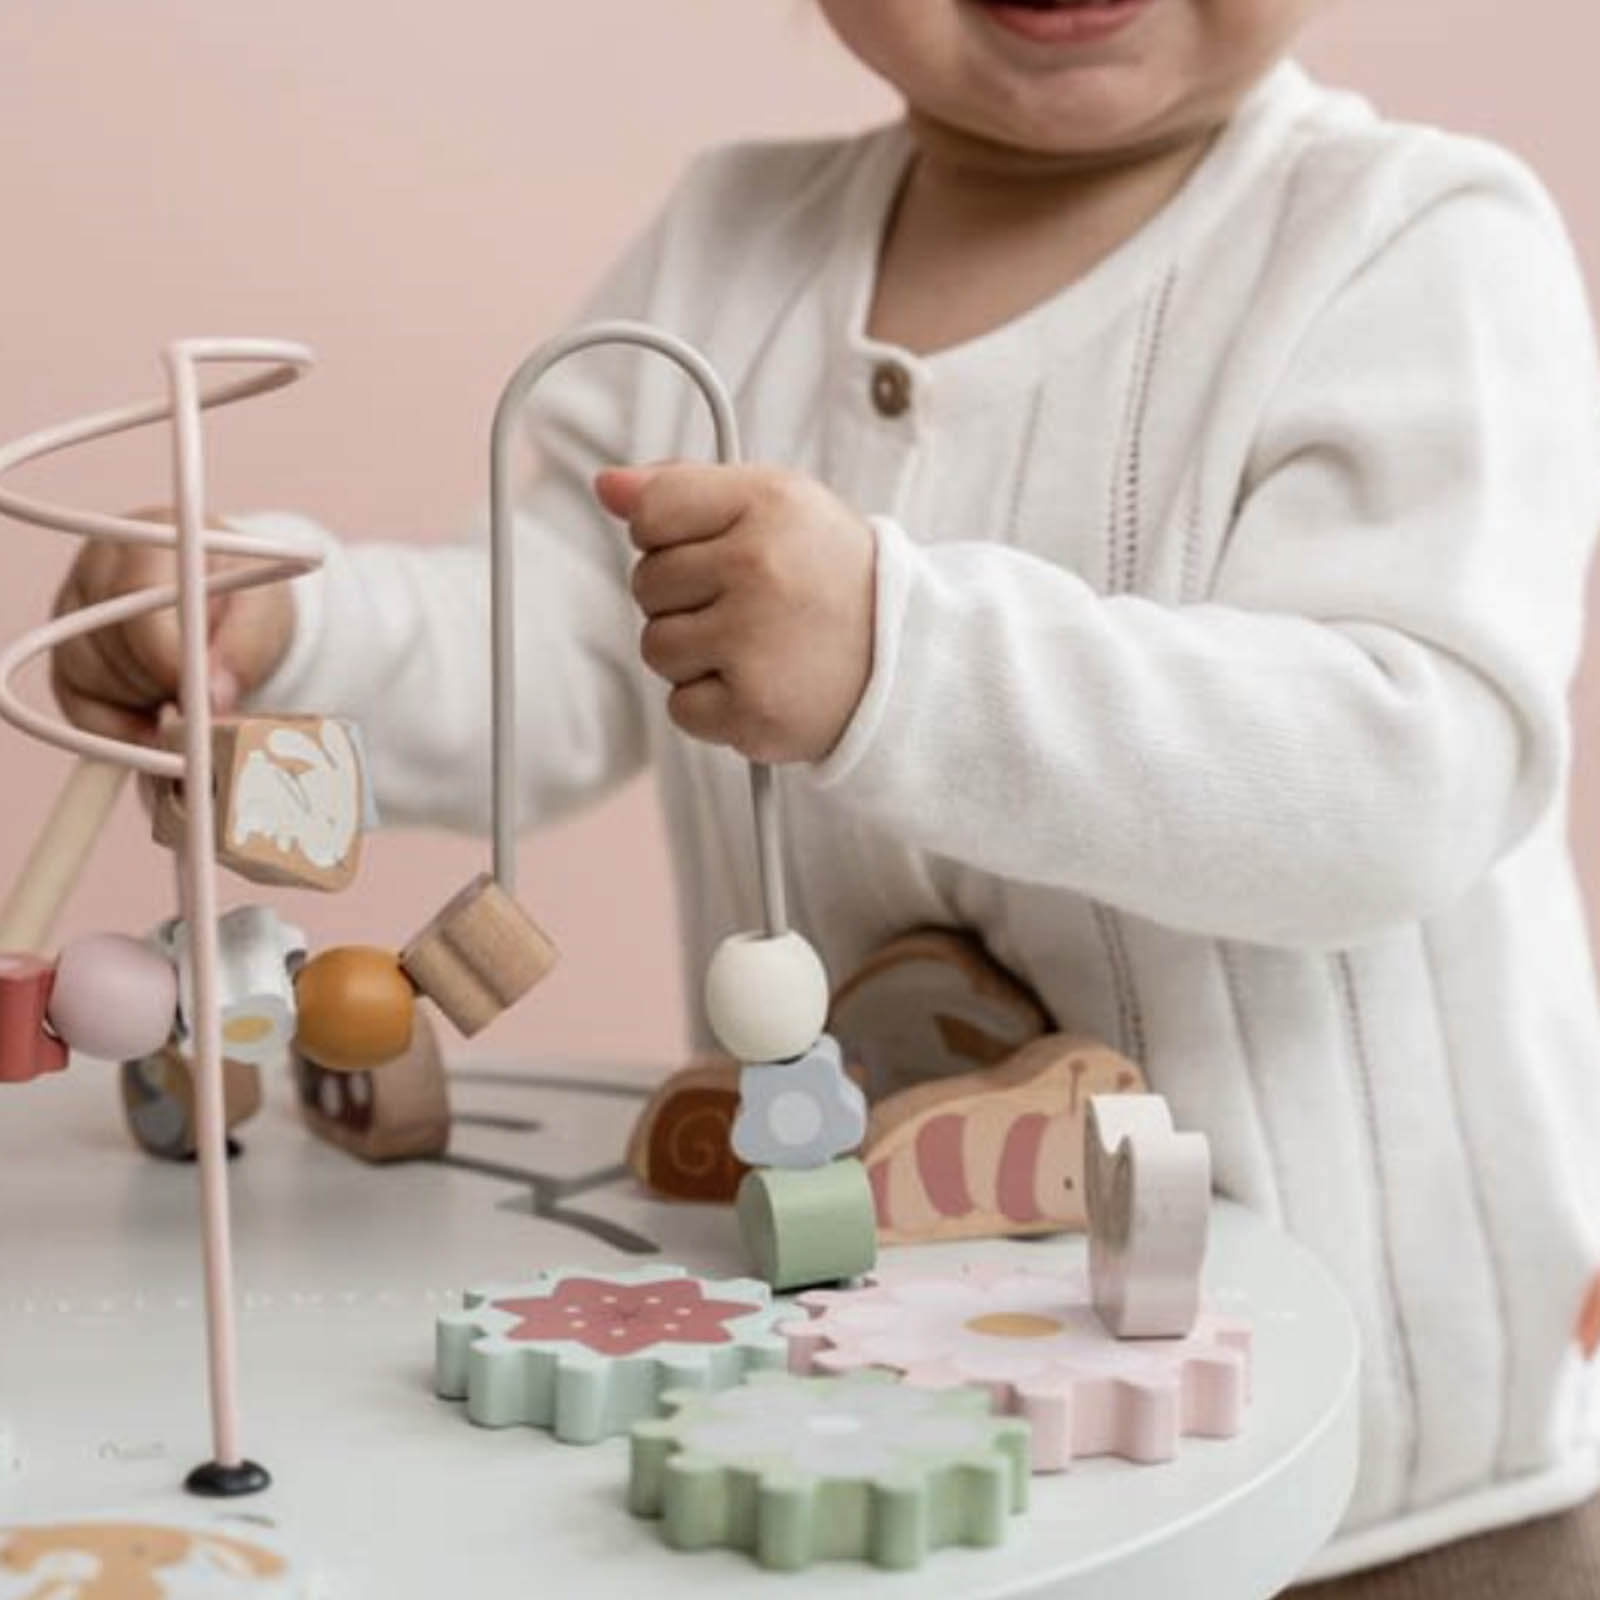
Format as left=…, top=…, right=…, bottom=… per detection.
left=252, top=63, right=1600, bottom=1575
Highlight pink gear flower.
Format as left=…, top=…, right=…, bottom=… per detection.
left=783, top=1261, right=1251, bottom=1472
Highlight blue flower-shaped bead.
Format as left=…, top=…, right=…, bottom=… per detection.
left=731, top=1033, right=867, bottom=1169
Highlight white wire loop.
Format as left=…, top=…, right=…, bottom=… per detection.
left=489, top=319, right=789, bottom=937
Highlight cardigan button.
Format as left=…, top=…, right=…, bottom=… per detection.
left=870, top=360, right=913, bottom=418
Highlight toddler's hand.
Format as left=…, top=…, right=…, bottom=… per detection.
left=50, top=511, right=295, bottom=744
left=595, top=463, right=875, bottom=764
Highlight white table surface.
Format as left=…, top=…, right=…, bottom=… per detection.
left=0, top=1056, right=1360, bottom=1599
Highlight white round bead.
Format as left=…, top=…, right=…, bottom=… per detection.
left=703, top=931, right=829, bottom=1064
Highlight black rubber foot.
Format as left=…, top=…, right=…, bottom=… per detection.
left=185, top=1459, right=271, bottom=1497
left=181, top=1137, right=244, bottom=1163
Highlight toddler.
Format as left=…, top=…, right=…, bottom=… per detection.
left=51, top=2, right=1600, bottom=1591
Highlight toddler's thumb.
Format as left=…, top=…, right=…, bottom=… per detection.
left=594, top=464, right=654, bottom=518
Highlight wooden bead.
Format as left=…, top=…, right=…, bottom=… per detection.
left=162, top=906, right=306, bottom=1067
left=399, top=874, right=556, bottom=1038
left=293, top=946, right=414, bottom=1073
left=150, top=714, right=367, bottom=892
left=119, top=1044, right=262, bottom=1161
left=703, top=931, right=829, bottom=1064
left=294, top=1005, right=449, bottom=1163
left=47, top=933, right=177, bottom=1063
left=735, top=1159, right=878, bottom=1291
left=0, top=953, right=67, bottom=1085
left=731, top=1035, right=866, bottom=1170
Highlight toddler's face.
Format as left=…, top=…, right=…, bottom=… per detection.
left=817, top=0, right=1322, bottom=162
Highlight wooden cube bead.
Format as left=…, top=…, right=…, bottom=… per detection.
left=399, top=874, right=556, bottom=1037
left=120, top=1044, right=263, bottom=1161
left=47, top=933, right=178, bottom=1063
left=0, top=954, right=67, bottom=1085
left=150, top=715, right=367, bottom=892
left=293, top=946, right=414, bottom=1073
left=295, top=1005, right=449, bottom=1162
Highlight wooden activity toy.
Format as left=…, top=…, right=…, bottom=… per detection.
left=863, top=1033, right=1145, bottom=1245
left=0, top=320, right=1280, bottom=1588
left=149, top=713, right=366, bottom=892
left=1085, top=1092, right=1213, bottom=1338
left=487, top=323, right=882, bottom=1293
left=829, top=926, right=1054, bottom=1098
left=0, top=338, right=332, bottom=1497
left=779, top=1092, right=1247, bottom=1477
left=624, top=1054, right=749, bottom=1201
left=121, top=1044, right=263, bottom=1162
left=0, top=335, right=554, bottom=1496
left=785, top=1259, right=1251, bottom=1471
left=398, top=872, right=557, bottom=1038
left=628, top=1369, right=1031, bottom=1571
left=435, top=1264, right=786, bottom=1442
left=292, top=1008, right=451, bottom=1161
left=625, top=938, right=1151, bottom=1254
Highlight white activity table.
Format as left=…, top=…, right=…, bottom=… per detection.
left=0, top=1057, right=1360, bottom=1598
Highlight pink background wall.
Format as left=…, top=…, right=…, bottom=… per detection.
left=2, top=2, right=1596, bottom=1068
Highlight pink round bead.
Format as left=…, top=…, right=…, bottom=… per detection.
left=47, top=933, right=179, bottom=1062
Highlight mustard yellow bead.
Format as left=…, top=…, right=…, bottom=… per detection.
left=293, top=946, right=414, bottom=1073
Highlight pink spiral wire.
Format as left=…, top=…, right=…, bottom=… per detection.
left=0, top=338, right=320, bottom=1487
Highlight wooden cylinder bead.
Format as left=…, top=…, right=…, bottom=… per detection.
left=704, top=931, right=829, bottom=1065
left=735, top=1158, right=878, bottom=1292
left=293, top=946, right=415, bottom=1073
left=0, top=953, right=68, bottom=1085
left=47, top=933, right=179, bottom=1063
left=400, top=873, right=557, bottom=1038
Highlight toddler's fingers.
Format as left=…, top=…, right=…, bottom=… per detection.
left=208, top=578, right=295, bottom=702
left=640, top=610, right=721, bottom=687
left=48, top=654, right=160, bottom=746
left=665, top=675, right=735, bottom=746
left=51, top=572, right=168, bottom=716
left=631, top=542, right=724, bottom=617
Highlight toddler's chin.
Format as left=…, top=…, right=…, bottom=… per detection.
left=920, top=70, right=1211, bottom=172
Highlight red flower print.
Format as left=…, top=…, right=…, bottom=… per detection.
left=493, top=1276, right=755, bottom=1357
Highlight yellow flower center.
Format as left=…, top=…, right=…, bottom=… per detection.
left=963, top=1312, right=1062, bottom=1340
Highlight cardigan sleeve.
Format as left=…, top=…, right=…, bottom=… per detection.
left=810, top=160, right=1600, bottom=948
left=242, top=221, right=666, bottom=834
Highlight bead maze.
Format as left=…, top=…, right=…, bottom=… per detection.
left=488, top=324, right=882, bottom=1294
left=0, top=339, right=328, bottom=1497
left=0, top=321, right=1270, bottom=1585
left=0, top=335, right=557, bottom=1497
